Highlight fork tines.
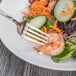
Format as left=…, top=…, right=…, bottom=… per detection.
left=22, top=23, right=49, bottom=45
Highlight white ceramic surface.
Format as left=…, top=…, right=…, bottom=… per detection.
left=0, top=0, right=76, bottom=71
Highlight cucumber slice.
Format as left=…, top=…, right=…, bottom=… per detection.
left=54, top=0, right=75, bottom=22
left=29, top=15, right=47, bottom=29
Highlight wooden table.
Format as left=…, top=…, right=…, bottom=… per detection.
left=0, top=40, right=76, bottom=76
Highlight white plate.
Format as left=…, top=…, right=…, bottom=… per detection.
left=0, top=0, right=76, bottom=71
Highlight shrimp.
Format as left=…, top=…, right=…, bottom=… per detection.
left=40, top=0, right=48, bottom=2
left=35, top=33, right=65, bottom=56
left=47, top=0, right=57, bottom=10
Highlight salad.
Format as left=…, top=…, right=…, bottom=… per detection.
left=22, top=0, right=76, bottom=62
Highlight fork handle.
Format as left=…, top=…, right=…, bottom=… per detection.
left=0, top=9, right=20, bottom=26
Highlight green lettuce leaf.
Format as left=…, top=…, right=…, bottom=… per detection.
left=45, top=19, right=55, bottom=31
left=66, top=37, right=76, bottom=46
left=52, top=45, right=76, bottom=63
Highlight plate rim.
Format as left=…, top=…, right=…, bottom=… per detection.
left=1, top=38, right=76, bottom=71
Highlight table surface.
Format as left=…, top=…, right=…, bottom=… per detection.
left=0, top=40, right=76, bottom=76
left=0, top=0, right=76, bottom=76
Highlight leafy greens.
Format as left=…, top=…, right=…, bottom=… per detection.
left=52, top=45, right=76, bottom=62
left=45, top=19, right=55, bottom=31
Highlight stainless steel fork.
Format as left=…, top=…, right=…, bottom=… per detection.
left=0, top=9, right=49, bottom=45
left=0, top=9, right=25, bottom=35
